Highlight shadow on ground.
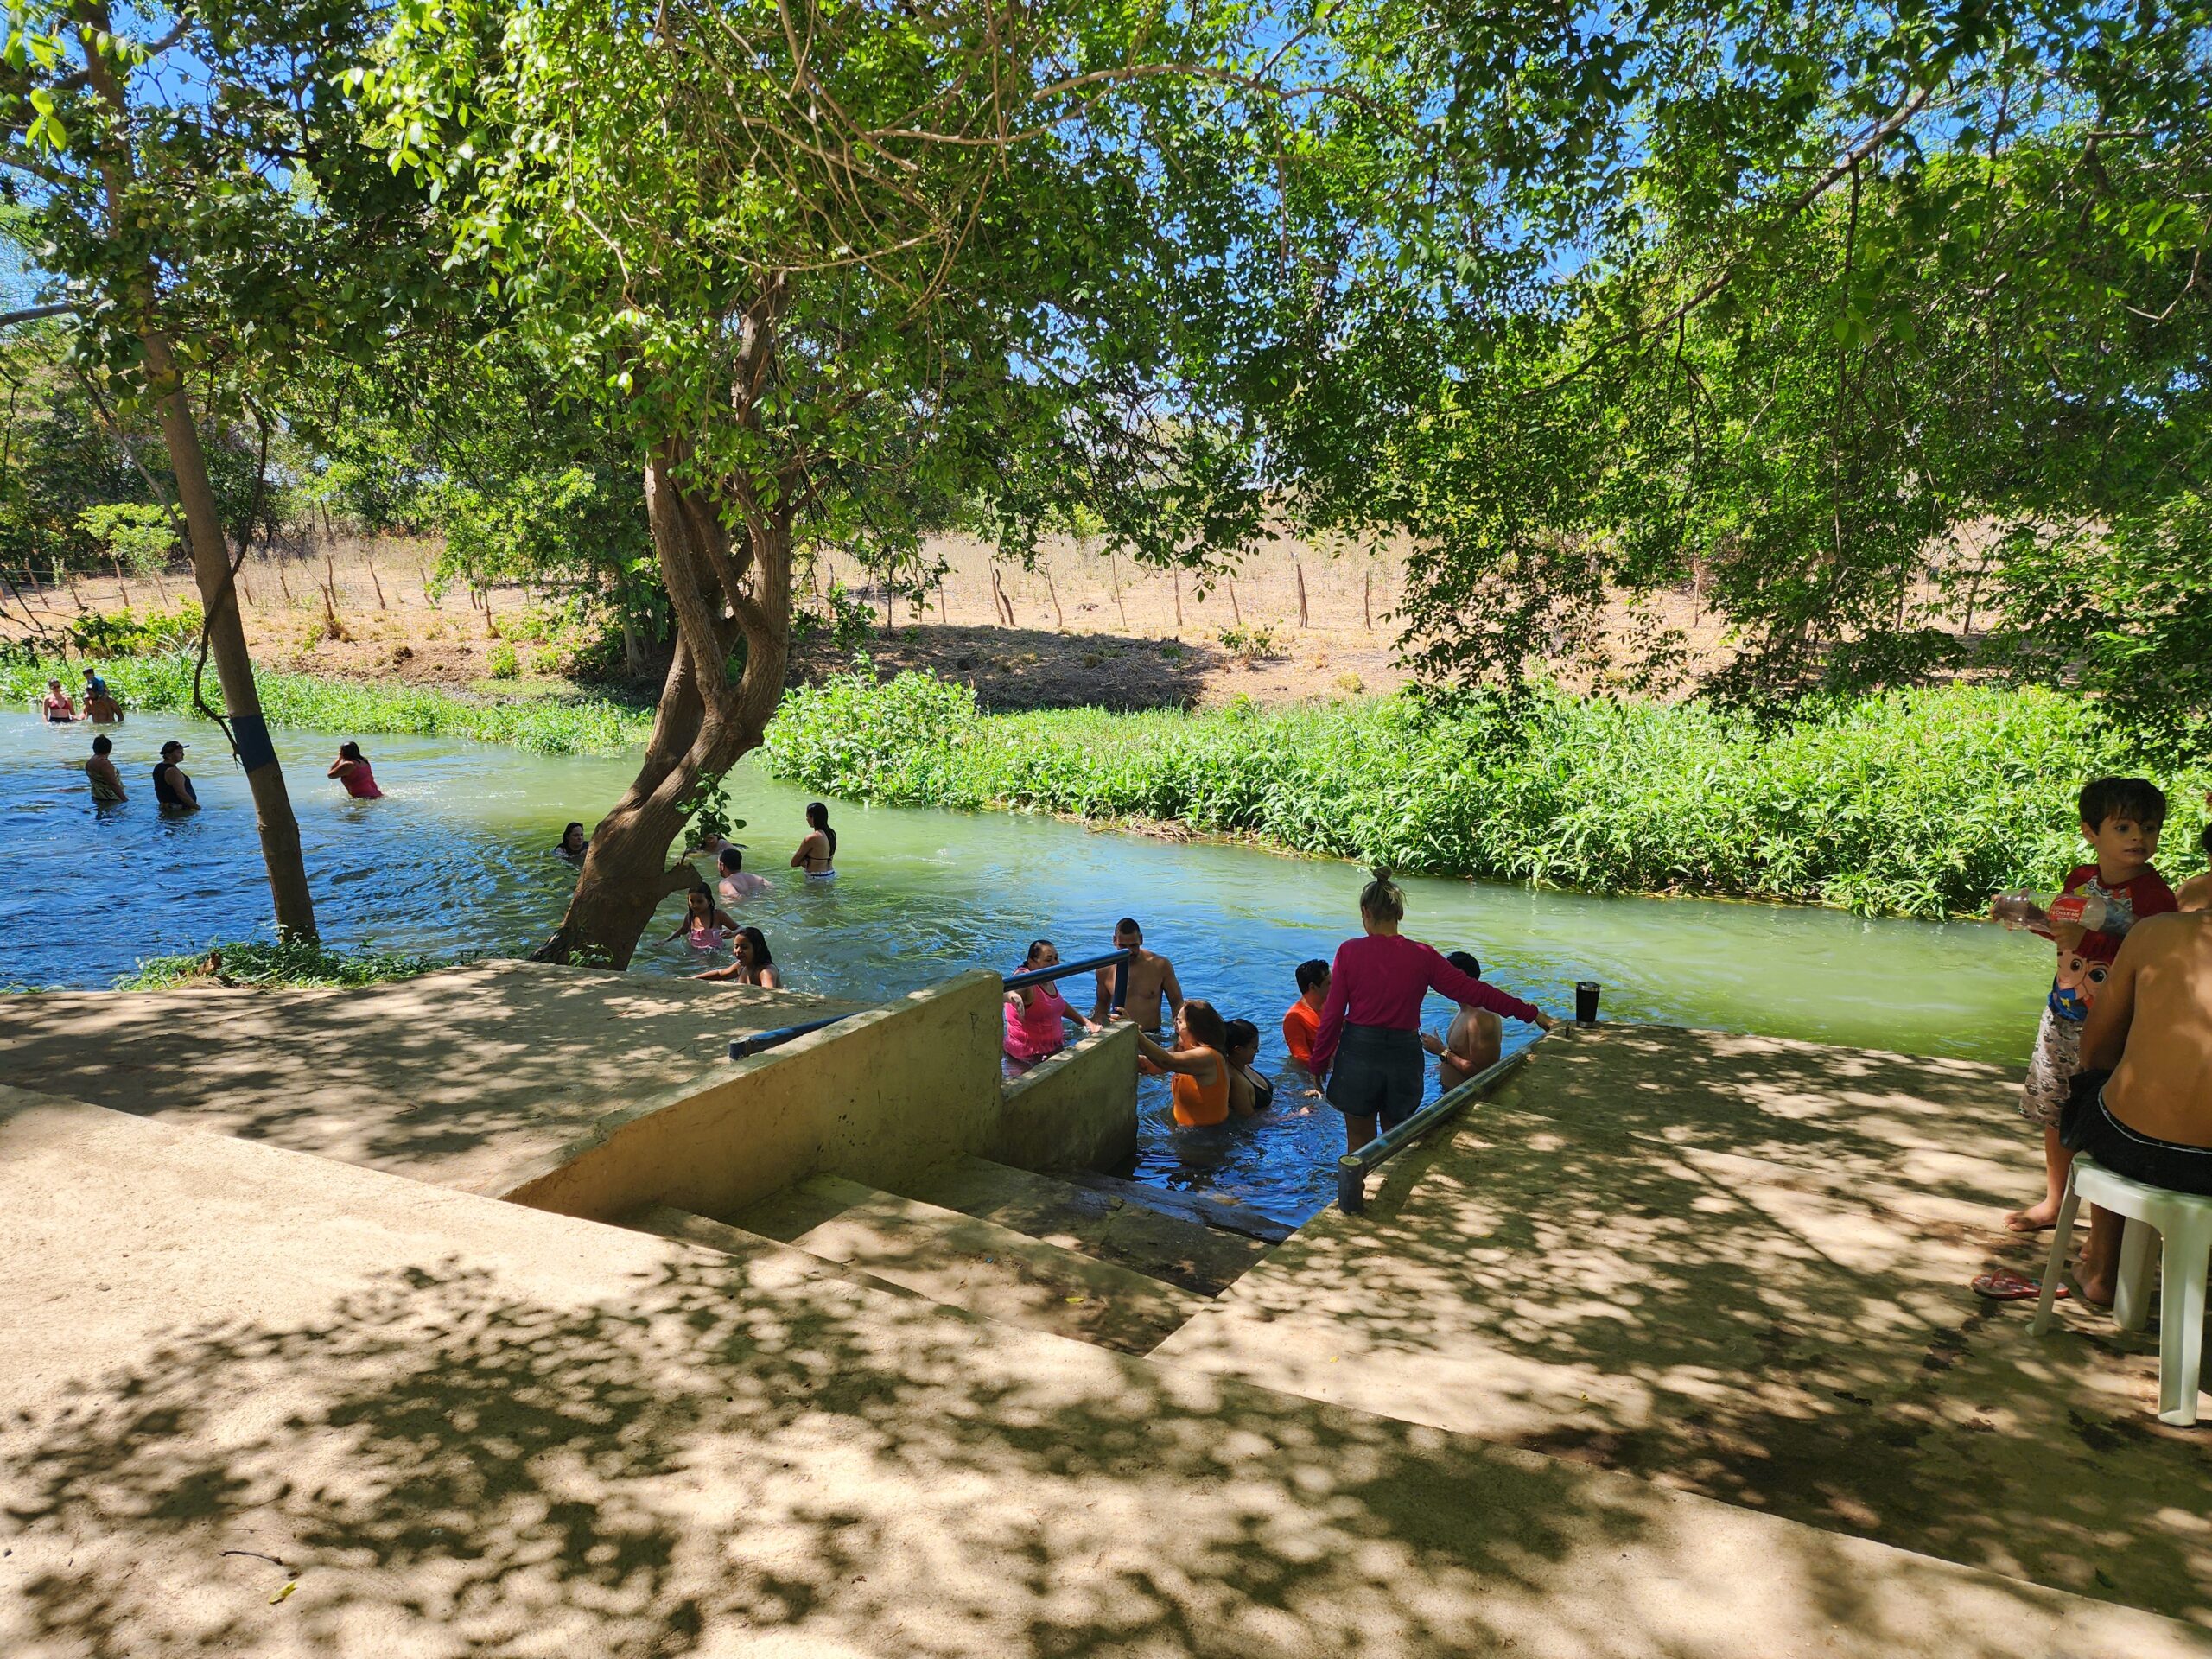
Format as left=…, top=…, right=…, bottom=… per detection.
left=1156, top=1025, right=2212, bottom=1624
left=790, top=623, right=1223, bottom=713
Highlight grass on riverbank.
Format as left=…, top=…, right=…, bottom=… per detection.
left=115, top=938, right=455, bottom=990
left=764, top=668, right=2212, bottom=918
left=2, top=649, right=652, bottom=755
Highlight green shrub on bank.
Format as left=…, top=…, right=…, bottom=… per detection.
left=764, top=668, right=2212, bottom=918
left=0, top=651, right=652, bottom=754
left=116, top=938, right=453, bottom=990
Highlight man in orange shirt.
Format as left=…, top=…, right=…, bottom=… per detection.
left=1281, top=958, right=1330, bottom=1071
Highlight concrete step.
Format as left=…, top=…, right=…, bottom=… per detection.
left=890, top=1154, right=1273, bottom=1297
left=732, top=1172, right=1208, bottom=1353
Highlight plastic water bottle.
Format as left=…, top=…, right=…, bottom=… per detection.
left=1991, top=890, right=2107, bottom=936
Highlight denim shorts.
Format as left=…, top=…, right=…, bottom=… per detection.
left=1325, top=1024, right=1425, bottom=1128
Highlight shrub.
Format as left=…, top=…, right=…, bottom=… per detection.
left=763, top=667, right=2212, bottom=918
left=1217, top=624, right=1283, bottom=662
left=486, top=641, right=520, bottom=679
left=68, top=603, right=203, bottom=658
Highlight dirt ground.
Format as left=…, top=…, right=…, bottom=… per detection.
left=1, top=531, right=1734, bottom=713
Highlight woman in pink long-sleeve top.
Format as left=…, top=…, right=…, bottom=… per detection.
left=1312, top=868, right=1557, bottom=1153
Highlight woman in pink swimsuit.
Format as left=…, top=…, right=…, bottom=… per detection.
left=1004, top=938, right=1101, bottom=1068
left=664, top=885, right=738, bottom=952
left=327, top=741, right=384, bottom=799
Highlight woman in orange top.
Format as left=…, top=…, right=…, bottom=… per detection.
left=1135, top=1000, right=1249, bottom=1127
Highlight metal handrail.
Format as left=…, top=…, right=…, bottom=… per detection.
left=1335, top=1033, right=1548, bottom=1216
left=729, top=948, right=1134, bottom=1060
left=1003, top=947, right=1131, bottom=992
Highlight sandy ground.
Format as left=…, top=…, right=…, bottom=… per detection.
left=1, top=531, right=1738, bottom=714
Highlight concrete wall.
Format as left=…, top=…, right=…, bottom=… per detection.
left=990, top=1022, right=1139, bottom=1173
left=504, top=970, right=1010, bottom=1225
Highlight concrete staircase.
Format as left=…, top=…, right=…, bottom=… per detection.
left=625, top=1156, right=1271, bottom=1355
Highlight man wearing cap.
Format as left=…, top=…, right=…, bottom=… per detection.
left=152, top=740, right=198, bottom=810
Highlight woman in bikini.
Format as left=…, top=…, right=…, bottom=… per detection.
left=1004, top=938, right=1103, bottom=1069
left=664, top=885, right=738, bottom=953
left=1221, top=1018, right=1275, bottom=1113
left=791, top=801, right=837, bottom=881
left=693, top=925, right=784, bottom=988
left=1134, top=1000, right=1250, bottom=1128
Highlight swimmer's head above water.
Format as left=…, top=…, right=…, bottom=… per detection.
left=1222, top=1017, right=1259, bottom=1067
left=1446, top=950, right=1482, bottom=981
left=1023, top=938, right=1059, bottom=969
left=1294, top=958, right=1329, bottom=1003
left=1113, top=917, right=1142, bottom=949
left=1178, top=998, right=1229, bottom=1053
left=718, top=844, right=746, bottom=874
left=557, top=822, right=588, bottom=856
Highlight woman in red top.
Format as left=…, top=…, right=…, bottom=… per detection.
left=327, top=741, right=384, bottom=799
left=1312, top=868, right=1557, bottom=1153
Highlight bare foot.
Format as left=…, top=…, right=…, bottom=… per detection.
left=2075, top=1268, right=2116, bottom=1310
left=2005, top=1199, right=2061, bottom=1234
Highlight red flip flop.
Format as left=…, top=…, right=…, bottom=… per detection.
left=1973, top=1268, right=2066, bottom=1301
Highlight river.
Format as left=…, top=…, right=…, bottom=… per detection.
left=0, top=713, right=2048, bottom=1217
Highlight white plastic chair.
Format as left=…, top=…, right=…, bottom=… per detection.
left=2031, top=1152, right=2212, bottom=1426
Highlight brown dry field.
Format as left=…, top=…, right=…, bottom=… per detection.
left=3, top=531, right=1744, bottom=713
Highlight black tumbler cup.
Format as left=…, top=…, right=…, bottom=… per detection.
left=1574, top=981, right=1600, bottom=1024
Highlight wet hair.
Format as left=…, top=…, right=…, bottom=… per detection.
left=1359, top=866, right=1405, bottom=925
left=1222, top=1017, right=1259, bottom=1058
left=556, top=821, right=586, bottom=853
left=1445, top=950, right=1483, bottom=981
left=340, top=741, right=365, bottom=763
left=718, top=845, right=744, bottom=873
left=2078, top=777, right=2166, bottom=831
left=1180, top=998, right=1229, bottom=1052
left=92, top=734, right=112, bottom=755
left=806, top=801, right=836, bottom=859
left=1115, top=916, right=1142, bottom=939
left=685, top=885, right=715, bottom=918
left=737, top=925, right=773, bottom=967
left=1023, top=938, right=1057, bottom=966
left=1294, top=958, right=1330, bottom=994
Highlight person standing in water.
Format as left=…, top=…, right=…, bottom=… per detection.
left=1090, top=917, right=1184, bottom=1033
left=1003, top=939, right=1103, bottom=1068
left=1421, top=950, right=1504, bottom=1091
left=327, top=741, right=384, bottom=799
left=715, top=844, right=771, bottom=903
left=41, top=678, right=77, bottom=721
left=664, top=885, right=738, bottom=952
left=1311, top=868, right=1556, bottom=1154
left=693, top=925, right=784, bottom=988
left=556, top=822, right=589, bottom=860
left=1133, top=1000, right=1249, bottom=1127
left=152, top=740, right=198, bottom=811
left=85, top=734, right=126, bottom=804
left=791, top=802, right=836, bottom=881
left=1222, top=1017, right=1274, bottom=1113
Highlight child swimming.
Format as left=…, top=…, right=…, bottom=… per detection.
left=664, top=885, right=738, bottom=952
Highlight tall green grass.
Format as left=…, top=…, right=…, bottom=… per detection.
left=1, top=650, right=652, bottom=755
left=764, top=668, right=2212, bottom=918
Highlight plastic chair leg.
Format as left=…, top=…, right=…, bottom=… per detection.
left=2156, top=1221, right=2210, bottom=1427
left=2115, top=1217, right=2158, bottom=1332
left=2031, top=1173, right=2082, bottom=1337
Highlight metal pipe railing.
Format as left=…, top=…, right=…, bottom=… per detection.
left=729, top=948, right=1135, bottom=1060
left=1003, top=947, right=1131, bottom=993
left=1335, top=1034, right=1547, bottom=1216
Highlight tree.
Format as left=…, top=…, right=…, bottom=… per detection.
left=366, top=0, right=1357, bottom=963
left=3, top=0, right=436, bottom=938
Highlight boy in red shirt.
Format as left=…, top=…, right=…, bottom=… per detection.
left=1281, top=959, right=1329, bottom=1070
left=2006, top=777, right=2177, bottom=1235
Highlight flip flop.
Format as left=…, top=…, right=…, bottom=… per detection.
left=1973, top=1268, right=2065, bottom=1302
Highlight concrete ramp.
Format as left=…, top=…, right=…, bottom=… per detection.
left=1153, top=1024, right=2212, bottom=1624
left=3, top=1087, right=2205, bottom=1657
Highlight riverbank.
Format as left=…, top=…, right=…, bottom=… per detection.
left=762, top=668, right=2212, bottom=919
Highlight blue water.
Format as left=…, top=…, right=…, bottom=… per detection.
left=0, top=713, right=2048, bottom=1216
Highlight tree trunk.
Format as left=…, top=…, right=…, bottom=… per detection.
left=143, top=334, right=320, bottom=939
left=533, top=451, right=792, bottom=968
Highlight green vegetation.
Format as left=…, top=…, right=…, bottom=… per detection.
left=67, top=603, right=205, bottom=659
left=0, top=652, right=651, bottom=755
left=115, top=939, right=453, bottom=991
left=765, top=669, right=2212, bottom=920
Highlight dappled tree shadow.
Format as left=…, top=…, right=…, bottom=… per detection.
left=0, top=963, right=861, bottom=1193
left=1158, top=1026, right=2212, bottom=1623
left=790, top=622, right=1219, bottom=713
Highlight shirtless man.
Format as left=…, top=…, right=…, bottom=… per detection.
left=1091, top=917, right=1184, bottom=1033
left=1421, top=950, right=1503, bottom=1091
left=2071, top=910, right=2212, bottom=1305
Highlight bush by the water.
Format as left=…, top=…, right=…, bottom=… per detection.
left=1, top=650, right=652, bottom=755
left=116, top=938, right=451, bottom=990
left=764, top=668, right=2212, bottom=918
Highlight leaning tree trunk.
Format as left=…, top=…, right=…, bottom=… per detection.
left=534, top=446, right=793, bottom=967
left=79, top=14, right=317, bottom=942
